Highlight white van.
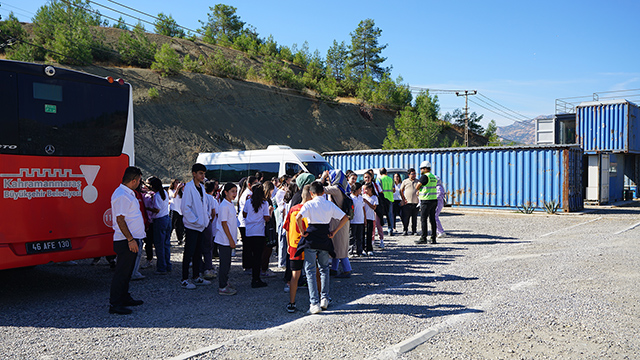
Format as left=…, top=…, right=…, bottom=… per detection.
left=196, top=145, right=334, bottom=183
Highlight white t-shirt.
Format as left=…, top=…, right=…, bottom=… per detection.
left=298, top=196, right=345, bottom=225
left=237, top=188, right=252, bottom=227
left=215, top=199, right=238, bottom=246
left=363, top=194, right=378, bottom=221
left=243, top=198, right=270, bottom=237
left=168, top=189, right=182, bottom=214
left=111, top=184, right=146, bottom=241
left=350, top=193, right=365, bottom=225
left=393, top=183, right=402, bottom=201
left=152, top=191, right=170, bottom=219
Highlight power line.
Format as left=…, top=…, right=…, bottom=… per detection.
left=477, top=93, right=529, bottom=121
left=0, top=1, right=36, bottom=17
left=99, top=0, right=202, bottom=35
left=468, top=98, right=530, bottom=125
left=472, top=96, right=529, bottom=123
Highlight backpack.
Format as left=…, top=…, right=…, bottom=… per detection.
left=341, top=191, right=354, bottom=220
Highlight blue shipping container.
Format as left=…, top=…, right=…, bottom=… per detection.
left=323, top=145, right=583, bottom=212
left=577, top=99, right=640, bottom=154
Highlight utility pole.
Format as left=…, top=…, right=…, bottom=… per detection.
left=456, top=90, right=477, bottom=147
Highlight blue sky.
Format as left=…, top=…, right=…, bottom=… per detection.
left=3, top=0, right=640, bottom=127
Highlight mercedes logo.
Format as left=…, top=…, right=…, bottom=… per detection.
left=45, top=144, right=55, bottom=155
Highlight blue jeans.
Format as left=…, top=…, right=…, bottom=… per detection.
left=387, top=200, right=395, bottom=231
left=153, top=215, right=172, bottom=272
left=303, top=248, right=331, bottom=306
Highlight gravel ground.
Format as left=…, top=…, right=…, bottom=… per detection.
left=1, top=202, right=638, bottom=359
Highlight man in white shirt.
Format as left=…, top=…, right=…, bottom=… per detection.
left=109, top=166, right=146, bottom=315
left=295, top=181, right=349, bottom=315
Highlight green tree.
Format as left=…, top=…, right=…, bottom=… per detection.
left=154, top=13, right=185, bottom=38
left=292, top=41, right=310, bottom=68
left=371, top=74, right=412, bottom=109
left=356, top=70, right=376, bottom=103
left=326, top=40, right=348, bottom=80
left=31, top=0, right=104, bottom=64
left=151, top=43, right=183, bottom=76
left=383, top=91, right=443, bottom=149
left=112, top=16, right=128, bottom=30
left=259, top=35, right=279, bottom=57
left=349, top=19, right=390, bottom=81
left=484, top=119, right=500, bottom=146
left=117, top=23, right=157, bottom=67
left=0, top=12, right=26, bottom=52
left=182, top=54, right=204, bottom=73
left=199, top=4, right=245, bottom=44
left=443, top=108, right=485, bottom=135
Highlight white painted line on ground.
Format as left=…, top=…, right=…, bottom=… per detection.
left=614, top=221, right=640, bottom=235
left=538, top=217, right=602, bottom=238
left=167, top=344, right=224, bottom=360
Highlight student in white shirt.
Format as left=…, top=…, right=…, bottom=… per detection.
left=168, top=179, right=185, bottom=245
left=349, top=182, right=366, bottom=257
left=237, top=176, right=258, bottom=271
left=202, top=180, right=219, bottom=280
left=362, top=183, right=378, bottom=256
left=180, top=164, right=212, bottom=290
left=147, top=176, right=172, bottom=274
left=215, top=183, right=238, bottom=296
left=242, top=183, right=271, bottom=288
left=295, top=181, right=349, bottom=315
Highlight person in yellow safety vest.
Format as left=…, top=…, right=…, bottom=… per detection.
left=378, top=168, right=395, bottom=237
left=415, top=161, right=438, bottom=244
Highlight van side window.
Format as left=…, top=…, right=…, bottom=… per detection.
left=205, top=164, right=248, bottom=183
left=248, top=162, right=279, bottom=181
left=285, top=163, right=303, bottom=176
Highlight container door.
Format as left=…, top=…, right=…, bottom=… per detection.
left=600, top=153, right=610, bottom=204
left=586, top=155, right=600, bottom=201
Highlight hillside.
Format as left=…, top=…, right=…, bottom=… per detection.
left=10, top=24, right=488, bottom=181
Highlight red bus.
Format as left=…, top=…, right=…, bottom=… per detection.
left=0, top=60, right=134, bottom=270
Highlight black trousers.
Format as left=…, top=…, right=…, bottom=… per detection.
left=171, top=210, right=184, bottom=243
left=364, top=219, right=374, bottom=252
left=109, top=239, right=139, bottom=306
left=183, top=228, right=203, bottom=281
left=218, top=245, right=232, bottom=289
left=239, top=227, right=251, bottom=270
left=244, top=236, right=265, bottom=283
left=402, top=203, right=419, bottom=233
left=350, top=223, right=364, bottom=254
left=420, top=200, right=438, bottom=241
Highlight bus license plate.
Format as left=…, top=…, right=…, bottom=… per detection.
left=26, top=239, right=72, bottom=254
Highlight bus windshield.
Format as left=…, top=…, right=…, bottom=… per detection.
left=0, top=70, right=129, bottom=156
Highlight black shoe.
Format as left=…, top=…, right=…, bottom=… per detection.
left=330, top=269, right=338, bottom=277
left=415, top=238, right=429, bottom=244
left=286, top=302, right=296, bottom=313
left=402, top=231, right=408, bottom=236
left=123, top=299, right=144, bottom=307
left=109, top=305, right=132, bottom=315
left=109, top=260, right=117, bottom=269
left=251, top=280, right=268, bottom=288
left=408, top=231, right=414, bottom=235
left=430, top=239, right=437, bottom=244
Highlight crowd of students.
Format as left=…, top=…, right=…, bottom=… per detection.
left=114, top=164, right=446, bottom=315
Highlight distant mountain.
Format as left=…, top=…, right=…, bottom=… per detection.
left=496, top=115, right=552, bottom=145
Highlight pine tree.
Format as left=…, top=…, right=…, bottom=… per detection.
left=154, top=13, right=185, bottom=38
left=326, top=40, right=349, bottom=80
left=349, top=19, right=390, bottom=81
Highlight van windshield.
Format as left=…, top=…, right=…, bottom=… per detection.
left=302, top=161, right=333, bottom=177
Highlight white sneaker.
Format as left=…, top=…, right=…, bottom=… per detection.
left=193, top=277, right=212, bottom=286
left=437, top=232, right=447, bottom=238
left=261, top=269, right=275, bottom=277
left=131, top=272, right=145, bottom=281
left=284, top=283, right=290, bottom=293
left=367, top=251, right=374, bottom=256
left=379, top=239, right=385, bottom=249
left=181, top=280, right=196, bottom=290
left=320, top=298, right=329, bottom=310
left=203, top=269, right=216, bottom=280
left=308, top=304, right=322, bottom=314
